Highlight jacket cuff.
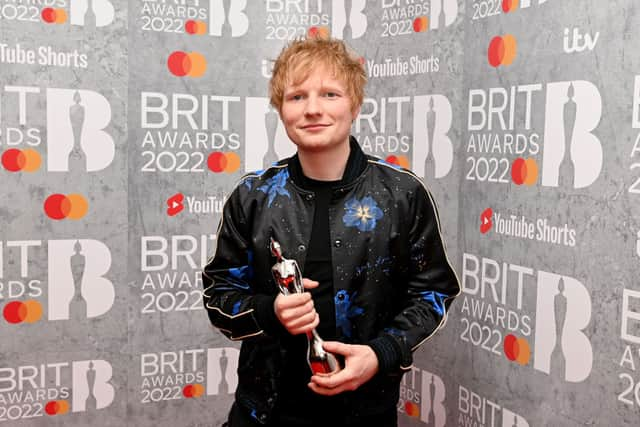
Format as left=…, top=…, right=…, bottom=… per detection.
left=368, top=334, right=404, bottom=374
left=252, top=294, right=287, bottom=337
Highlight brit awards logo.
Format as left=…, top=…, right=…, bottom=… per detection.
left=139, top=347, right=239, bottom=403
left=460, top=252, right=593, bottom=382
left=209, top=0, right=249, bottom=37
left=618, top=288, right=640, bottom=408
left=47, top=89, right=115, bottom=172
left=0, top=239, right=114, bottom=325
left=3, top=0, right=115, bottom=27
left=467, top=80, right=603, bottom=189
left=412, top=95, right=454, bottom=179
left=331, top=0, right=367, bottom=39
left=244, top=97, right=295, bottom=172
left=139, top=234, right=216, bottom=314
left=458, top=385, right=530, bottom=427
left=381, top=0, right=458, bottom=37
left=68, top=0, right=115, bottom=27
left=47, top=240, right=115, bottom=321
left=0, top=358, right=115, bottom=422
left=398, top=367, right=446, bottom=426
left=139, top=91, right=241, bottom=174
left=138, top=0, right=248, bottom=37
left=1, top=87, right=115, bottom=174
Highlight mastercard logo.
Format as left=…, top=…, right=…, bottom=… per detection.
left=45, top=400, right=70, bottom=416
left=488, top=34, right=517, bottom=67
left=307, top=26, right=330, bottom=39
left=44, top=193, right=89, bottom=220
left=511, top=157, right=538, bottom=186
left=2, top=148, right=41, bottom=172
left=167, top=51, right=207, bottom=77
left=502, top=0, right=519, bottom=12
left=182, top=383, right=205, bottom=398
left=404, top=401, right=420, bottom=417
left=41, top=8, right=68, bottom=24
left=208, top=152, right=241, bottom=173
left=385, top=155, right=410, bottom=169
left=504, top=334, right=530, bottom=365
left=413, top=16, right=428, bottom=33
left=185, top=20, right=207, bottom=35
left=3, top=300, right=43, bottom=324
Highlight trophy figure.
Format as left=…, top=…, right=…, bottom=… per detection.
left=270, top=239, right=341, bottom=375
left=559, top=83, right=577, bottom=188
left=85, top=361, right=98, bottom=411
left=69, top=91, right=87, bottom=172
left=69, top=240, right=88, bottom=320
left=424, top=96, right=436, bottom=180
left=84, top=0, right=96, bottom=29
left=263, top=105, right=279, bottom=168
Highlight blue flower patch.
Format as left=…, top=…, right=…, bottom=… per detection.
left=335, top=290, right=364, bottom=338
left=342, top=196, right=384, bottom=232
left=257, top=169, right=291, bottom=207
left=421, top=291, right=448, bottom=316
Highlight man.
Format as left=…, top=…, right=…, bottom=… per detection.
left=203, top=37, right=459, bottom=427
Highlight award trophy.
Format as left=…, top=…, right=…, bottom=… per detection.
left=270, top=239, right=341, bottom=375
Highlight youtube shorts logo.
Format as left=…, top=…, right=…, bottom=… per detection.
left=167, top=193, right=184, bottom=216
left=480, top=208, right=493, bottom=234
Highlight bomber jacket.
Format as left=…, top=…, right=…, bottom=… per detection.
left=202, top=137, right=460, bottom=424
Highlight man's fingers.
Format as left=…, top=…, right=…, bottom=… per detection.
left=321, top=341, right=352, bottom=356
left=285, top=309, right=317, bottom=330
left=279, top=299, right=314, bottom=321
left=275, top=292, right=311, bottom=310
left=302, top=278, right=319, bottom=289
left=310, top=369, right=350, bottom=389
left=290, top=313, right=319, bottom=335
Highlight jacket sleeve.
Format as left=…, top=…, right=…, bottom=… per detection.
left=368, top=180, right=460, bottom=373
left=202, top=187, right=283, bottom=341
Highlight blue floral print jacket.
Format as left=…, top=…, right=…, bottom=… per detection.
left=202, top=138, right=459, bottom=424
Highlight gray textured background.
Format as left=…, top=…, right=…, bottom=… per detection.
left=0, top=0, right=638, bottom=425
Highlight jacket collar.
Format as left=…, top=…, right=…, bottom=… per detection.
left=287, top=136, right=368, bottom=189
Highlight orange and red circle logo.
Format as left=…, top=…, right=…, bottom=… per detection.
left=44, top=194, right=89, bottom=220
left=413, top=16, right=428, bottom=32
left=208, top=152, right=241, bottom=173
left=307, top=26, right=330, bottom=39
left=167, top=51, right=207, bottom=77
left=2, top=148, right=41, bottom=172
left=45, top=400, right=70, bottom=416
left=182, top=383, right=205, bottom=398
left=504, top=334, right=530, bottom=365
left=42, top=8, right=68, bottom=24
left=385, top=155, right=410, bottom=169
left=404, top=401, right=420, bottom=417
left=185, top=20, right=207, bottom=35
left=511, top=157, right=538, bottom=186
left=488, top=34, right=517, bottom=67
left=3, top=300, right=43, bottom=324
left=502, top=0, right=519, bottom=13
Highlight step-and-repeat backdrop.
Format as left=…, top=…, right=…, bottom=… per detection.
left=0, top=1, right=637, bottom=426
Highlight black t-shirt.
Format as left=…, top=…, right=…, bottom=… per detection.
left=278, top=176, right=342, bottom=411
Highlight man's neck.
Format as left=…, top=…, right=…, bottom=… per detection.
left=297, top=139, right=350, bottom=181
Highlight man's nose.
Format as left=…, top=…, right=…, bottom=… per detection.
left=304, top=95, right=322, bottom=116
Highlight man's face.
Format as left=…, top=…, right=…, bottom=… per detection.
left=280, top=65, right=359, bottom=154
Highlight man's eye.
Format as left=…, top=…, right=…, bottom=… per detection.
left=325, top=92, right=338, bottom=98
left=291, top=94, right=303, bottom=101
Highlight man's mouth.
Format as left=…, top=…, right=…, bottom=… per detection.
left=301, top=124, right=330, bottom=130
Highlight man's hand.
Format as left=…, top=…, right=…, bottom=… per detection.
left=308, top=341, right=379, bottom=396
left=274, top=278, right=319, bottom=335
